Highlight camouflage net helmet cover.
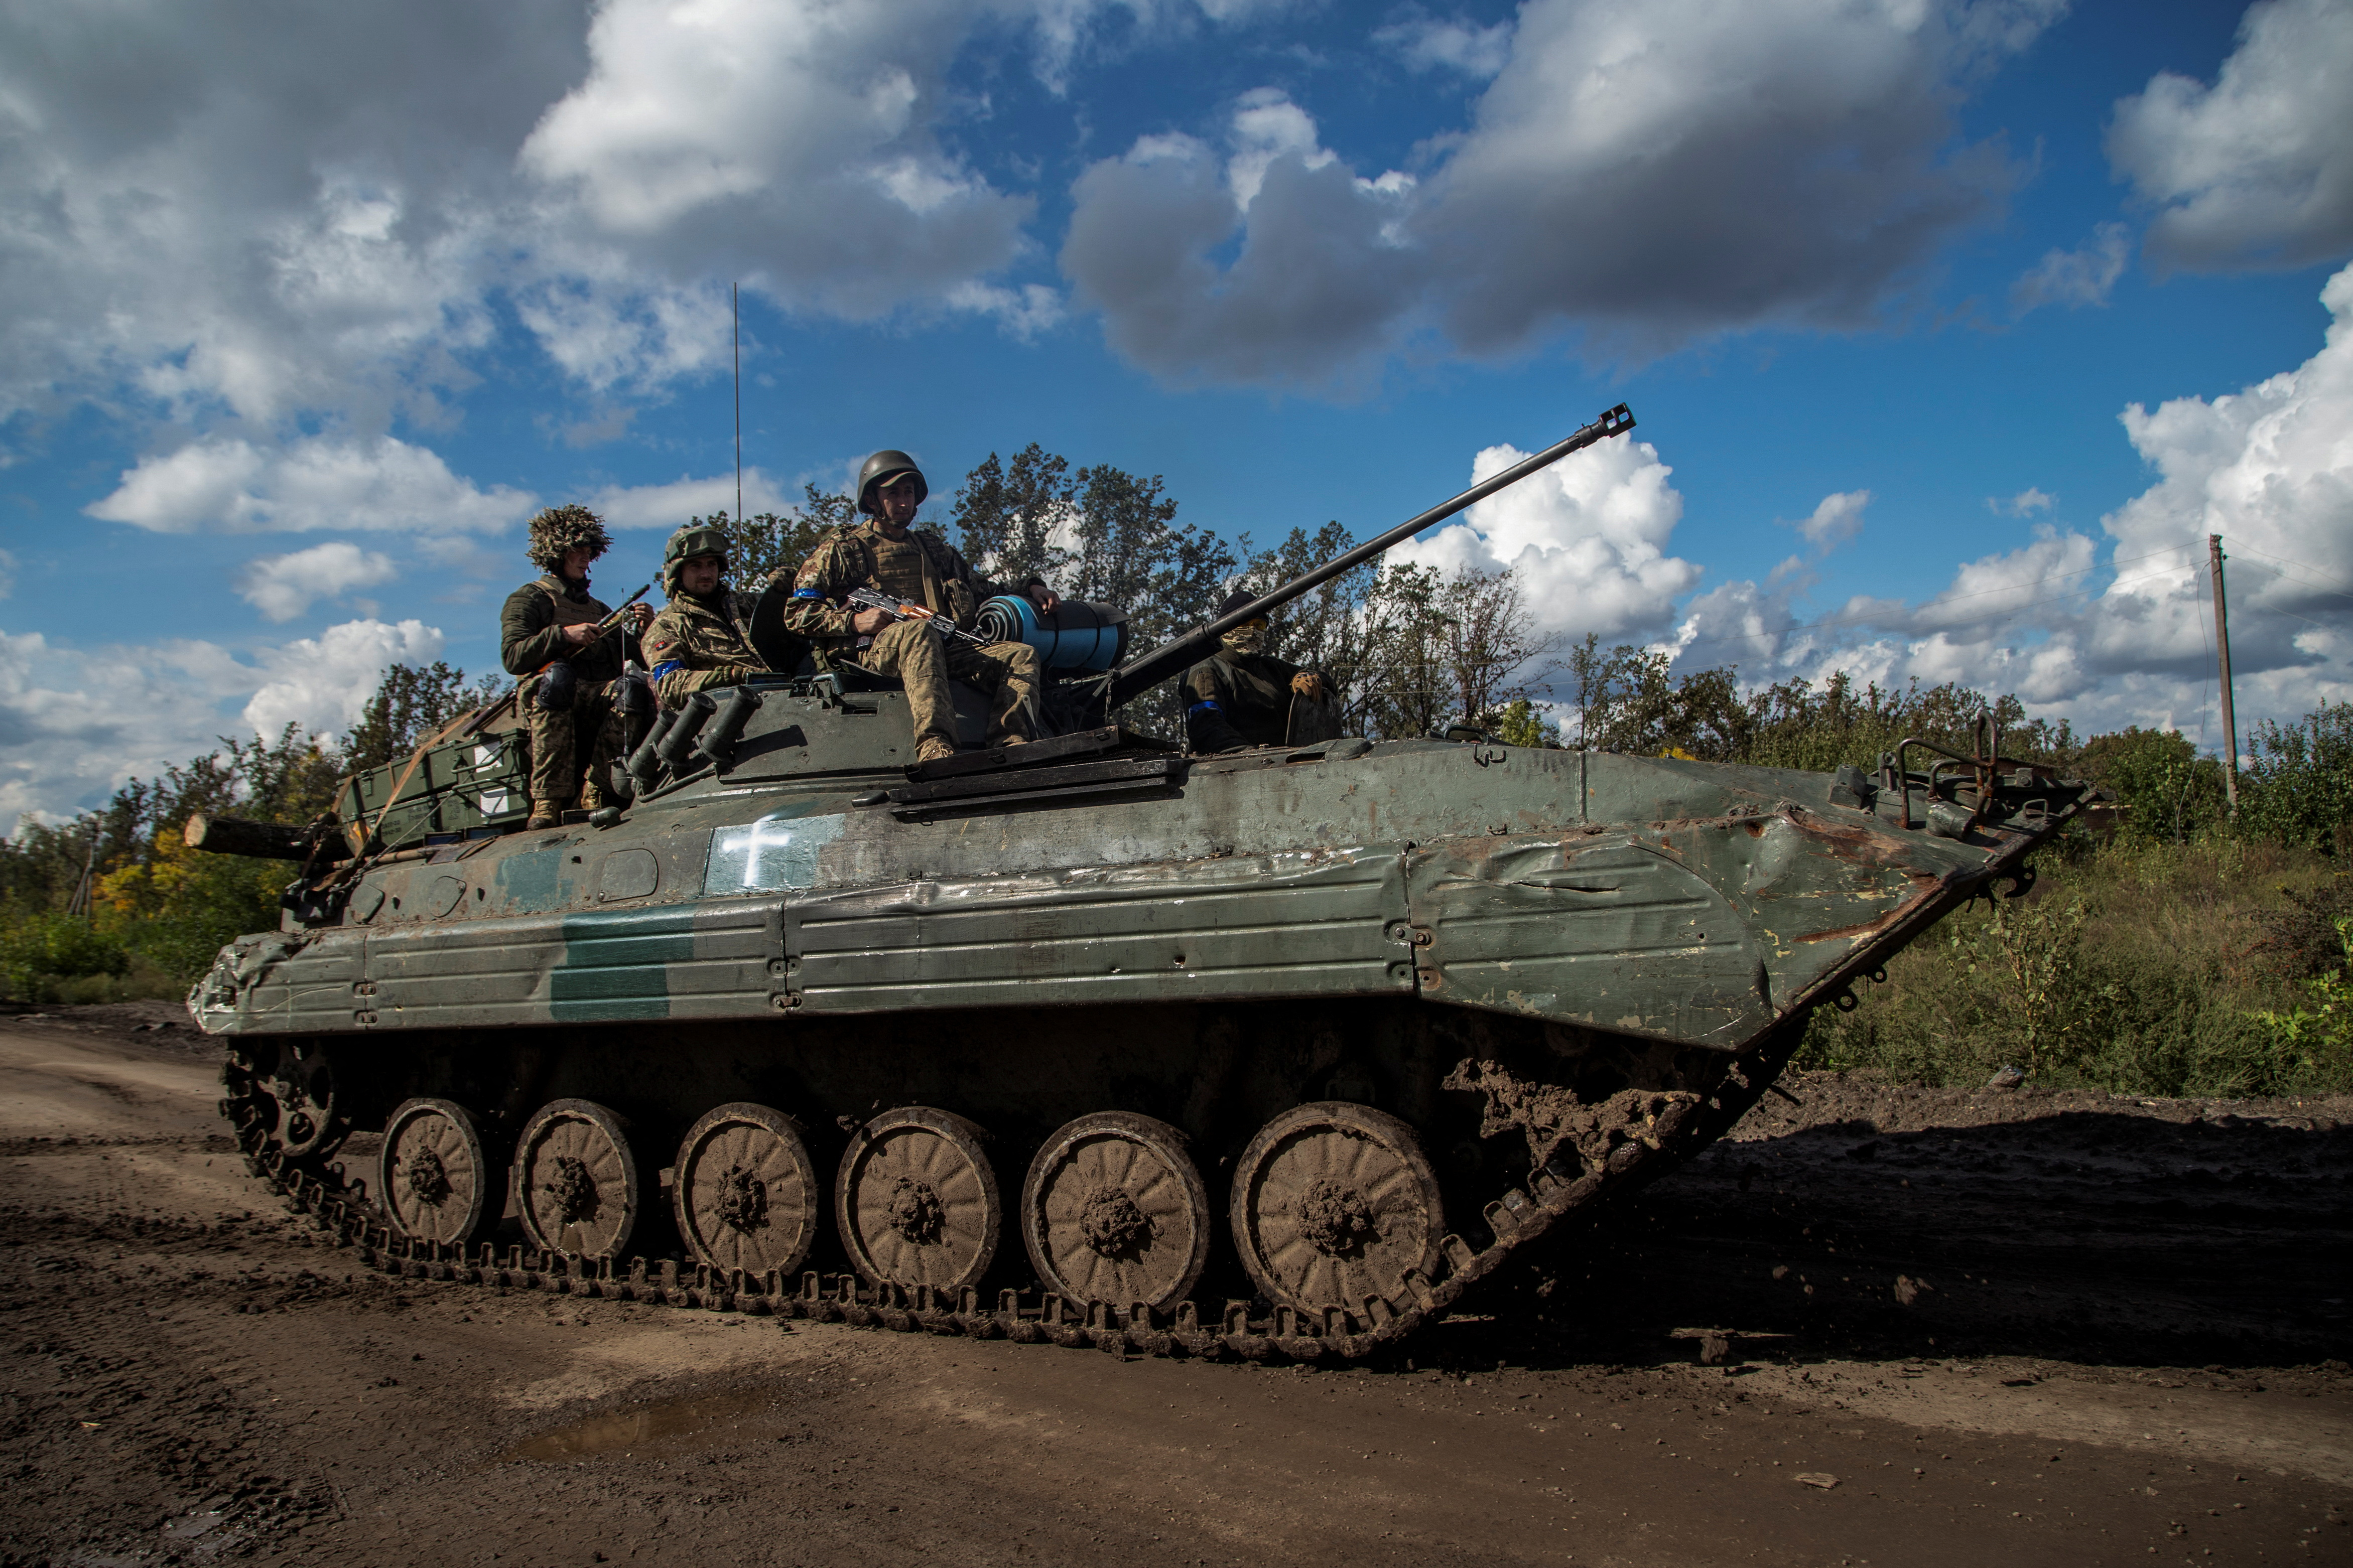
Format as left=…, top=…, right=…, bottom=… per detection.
left=526, top=504, right=613, bottom=571
left=661, top=522, right=732, bottom=595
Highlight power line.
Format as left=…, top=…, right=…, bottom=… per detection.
left=2220, top=542, right=2353, bottom=601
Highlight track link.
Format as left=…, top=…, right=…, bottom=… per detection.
left=217, top=1025, right=1799, bottom=1365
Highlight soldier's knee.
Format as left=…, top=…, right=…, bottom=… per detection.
left=996, top=642, right=1039, bottom=678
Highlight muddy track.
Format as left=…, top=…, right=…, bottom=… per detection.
left=219, top=1028, right=1802, bottom=1364
left=5, top=1010, right=2349, bottom=1567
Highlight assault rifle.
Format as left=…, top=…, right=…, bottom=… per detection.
left=459, top=582, right=653, bottom=732
left=845, top=586, right=989, bottom=648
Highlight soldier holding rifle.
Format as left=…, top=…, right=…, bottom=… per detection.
left=499, top=505, right=652, bottom=828
left=781, top=450, right=1059, bottom=765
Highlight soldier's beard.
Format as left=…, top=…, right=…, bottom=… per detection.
left=1221, top=626, right=1267, bottom=655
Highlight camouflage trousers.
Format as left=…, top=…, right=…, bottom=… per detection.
left=655, top=664, right=765, bottom=710
left=855, top=619, right=1039, bottom=760
left=525, top=675, right=626, bottom=813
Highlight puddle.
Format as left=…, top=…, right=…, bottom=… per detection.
left=499, top=1389, right=781, bottom=1463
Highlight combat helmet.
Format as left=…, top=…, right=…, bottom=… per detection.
left=661, top=522, right=731, bottom=595
left=526, top=504, right=612, bottom=572
left=856, top=450, right=928, bottom=516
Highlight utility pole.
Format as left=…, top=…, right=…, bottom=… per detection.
left=2208, top=532, right=2239, bottom=814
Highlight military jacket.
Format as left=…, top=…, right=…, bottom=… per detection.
left=780, top=522, right=1034, bottom=646
left=1184, top=648, right=1303, bottom=752
left=500, top=575, right=633, bottom=684
left=643, top=587, right=765, bottom=678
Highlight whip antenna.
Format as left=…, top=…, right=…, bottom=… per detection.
left=732, top=281, right=742, bottom=525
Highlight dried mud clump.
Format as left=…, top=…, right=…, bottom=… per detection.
left=1443, top=1057, right=1698, bottom=1174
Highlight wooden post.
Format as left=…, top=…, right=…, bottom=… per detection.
left=2208, top=533, right=2239, bottom=814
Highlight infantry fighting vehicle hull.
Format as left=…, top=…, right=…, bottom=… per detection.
left=192, top=410, right=2091, bottom=1360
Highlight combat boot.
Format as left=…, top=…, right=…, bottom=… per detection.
left=914, top=737, right=956, bottom=765
left=527, top=797, right=567, bottom=830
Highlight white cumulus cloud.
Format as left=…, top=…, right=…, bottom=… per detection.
left=1375, top=16, right=1515, bottom=78
left=242, top=619, right=448, bottom=742
left=237, top=542, right=399, bottom=623
left=85, top=436, right=535, bottom=535
left=2109, top=0, right=2353, bottom=272
left=1387, top=433, right=1703, bottom=642
left=1067, top=0, right=2065, bottom=385
left=1662, top=260, right=2353, bottom=738
left=1793, top=491, right=1872, bottom=549
left=587, top=469, right=794, bottom=530
left=0, top=617, right=445, bottom=828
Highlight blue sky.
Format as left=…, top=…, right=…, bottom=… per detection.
left=2, top=0, right=2349, bottom=823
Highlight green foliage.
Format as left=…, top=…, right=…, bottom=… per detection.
left=2239, top=701, right=2353, bottom=853
left=0, top=910, right=129, bottom=1002
left=2072, top=726, right=2228, bottom=845
left=344, top=662, right=501, bottom=773
left=1800, top=838, right=2353, bottom=1096
left=1489, top=698, right=1560, bottom=749
left=2249, top=917, right=2353, bottom=1090
left=696, top=488, right=852, bottom=589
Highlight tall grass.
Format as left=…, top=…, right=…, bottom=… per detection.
left=1798, top=835, right=2353, bottom=1097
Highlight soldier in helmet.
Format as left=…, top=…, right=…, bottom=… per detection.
left=1182, top=589, right=1335, bottom=753
left=780, top=450, right=1058, bottom=764
left=641, top=522, right=783, bottom=709
left=499, top=504, right=651, bottom=829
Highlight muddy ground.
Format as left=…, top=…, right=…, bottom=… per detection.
left=0, top=1002, right=2346, bottom=1567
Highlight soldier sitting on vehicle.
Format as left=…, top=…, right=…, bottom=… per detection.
left=1183, top=589, right=1336, bottom=753
left=642, top=522, right=780, bottom=708
left=779, top=449, right=1058, bottom=765
left=499, top=505, right=651, bottom=829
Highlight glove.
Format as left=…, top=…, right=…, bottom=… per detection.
left=1290, top=671, right=1329, bottom=702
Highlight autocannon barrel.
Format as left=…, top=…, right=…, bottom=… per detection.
left=183, top=813, right=345, bottom=864
left=1102, top=403, right=1633, bottom=710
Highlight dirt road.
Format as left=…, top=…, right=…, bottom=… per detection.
left=2, top=1003, right=2346, bottom=1567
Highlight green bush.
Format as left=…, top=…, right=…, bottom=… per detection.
left=1798, top=837, right=2351, bottom=1097
left=0, top=911, right=129, bottom=1002
left=2239, top=701, right=2353, bottom=854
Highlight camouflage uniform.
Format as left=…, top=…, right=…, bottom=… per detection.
left=642, top=589, right=769, bottom=709
left=1184, top=647, right=1303, bottom=751
left=1183, top=607, right=1337, bottom=752
left=781, top=521, right=1041, bottom=761
left=503, top=503, right=637, bottom=819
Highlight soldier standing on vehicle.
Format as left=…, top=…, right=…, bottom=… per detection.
left=500, top=505, right=651, bottom=829
left=642, top=522, right=783, bottom=708
left=1182, top=589, right=1335, bottom=753
left=780, top=450, right=1057, bottom=765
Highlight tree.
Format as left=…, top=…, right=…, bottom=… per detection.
left=954, top=446, right=1076, bottom=589
left=696, top=483, right=855, bottom=588
left=344, top=663, right=499, bottom=772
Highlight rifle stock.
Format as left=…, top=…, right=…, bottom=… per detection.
left=1102, top=404, right=1634, bottom=711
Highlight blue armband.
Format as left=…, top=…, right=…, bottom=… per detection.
left=1188, top=700, right=1222, bottom=718
left=649, top=660, right=683, bottom=680
left=792, top=587, right=825, bottom=599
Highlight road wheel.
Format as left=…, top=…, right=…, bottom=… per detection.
left=377, top=1098, right=503, bottom=1246
left=1020, top=1112, right=1210, bottom=1313
left=835, top=1106, right=999, bottom=1291
left=514, top=1098, right=641, bottom=1258
left=672, top=1102, right=819, bottom=1277
left=1229, top=1101, right=1443, bottom=1315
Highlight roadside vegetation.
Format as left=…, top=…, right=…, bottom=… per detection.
left=3, top=449, right=2345, bottom=1097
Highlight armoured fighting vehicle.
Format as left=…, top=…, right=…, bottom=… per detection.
left=190, top=407, right=2090, bottom=1359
